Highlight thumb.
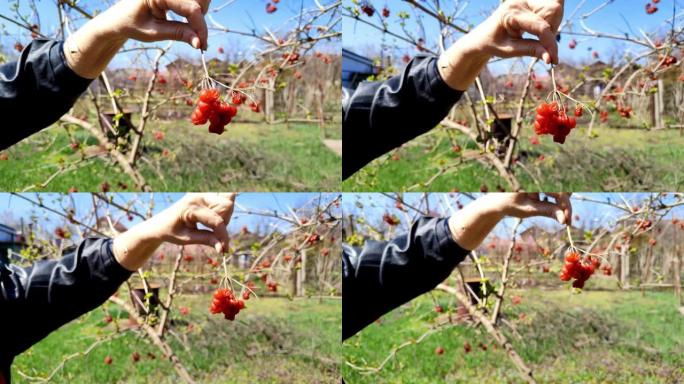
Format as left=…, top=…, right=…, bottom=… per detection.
left=529, top=200, right=567, bottom=224
left=186, top=229, right=224, bottom=253
left=507, top=38, right=551, bottom=64
left=153, top=20, right=202, bottom=49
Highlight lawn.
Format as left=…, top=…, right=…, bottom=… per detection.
left=0, top=119, right=341, bottom=192
left=342, top=124, right=684, bottom=192
left=342, top=286, right=684, bottom=383
left=12, top=296, right=341, bottom=384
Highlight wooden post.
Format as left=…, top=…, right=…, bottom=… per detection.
left=296, top=249, right=307, bottom=297
left=653, top=80, right=665, bottom=130
left=675, top=253, right=682, bottom=307
left=265, top=89, right=275, bottom=123
left=620, top=245, right=630, bottom=289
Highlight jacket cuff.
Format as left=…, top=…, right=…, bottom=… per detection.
left=51, top=40, right=93, bottom=92
left=436, top=217, right=468, bottom=258
left=424, top=55, right=464, bottom=101
left=99, top=238, right=134, bottom=281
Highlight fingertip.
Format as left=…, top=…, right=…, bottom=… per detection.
left=191, top=36, right=200, bottom=49
left=555, top=210, right=566, bottom=224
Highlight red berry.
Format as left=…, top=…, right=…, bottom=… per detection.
left=199, top=89, right=220, bottom=104
left=434, top=305, right=443, bottom=313
left=191, top=108, right=208, bottom=125
left=231, top=91, right=246, bottom=105
left=131, top=352, right=141, bottom=363
left=104, top=356, right=113, bottom=365
left=435, top=346, right=444, bottom=355
left=360, top=3, right=375, bottom=17
left=266, top=3, right=277, bottom=13
left=574, top=105, right=583, bottom=117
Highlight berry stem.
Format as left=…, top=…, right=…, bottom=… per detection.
left=565, top=226, right=576, bottom=251
left=201, top=50, right=209, bottom=79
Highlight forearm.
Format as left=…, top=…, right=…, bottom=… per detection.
left=448, top=195, right=506, bottom=251
left=112, top=219, right=164, bottom=271
left=63, top=12, right=127, bottom=79
left=437, top=31, right=491, bottom=91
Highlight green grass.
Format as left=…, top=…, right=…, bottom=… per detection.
left=342, top=287, right=684, bottom=383
left=342, top=125, right=684, bottom=192
left=0, top=120, right=341, bottom=192
left=12, top=296, right=341, bottom=383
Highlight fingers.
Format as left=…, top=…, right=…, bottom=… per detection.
left=153, top=20, right=203, bottom=49
left=504, top=11, right=557, bottom=64
left=502, top=38, right=551, bottom=63
left=529, top=198, right=568, bottom=224
left=160, top=0, right=209, bottom=49
left=183, top=228, right=224, bottom=252
left=187, top=206, right=230, bottom=252
left=547, top=193, right=573, bottom=225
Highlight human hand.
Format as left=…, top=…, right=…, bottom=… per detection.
left=488, top=193, right=572, bottom=225
left=64, top=0, right=210, bottom=79
left=438, top=0, right=564, bottom=90
left=98, top=0, right=210, bottom=49
left=113, top=193, right=235, bottom=271
left=448, top=193, right=571, bottom=251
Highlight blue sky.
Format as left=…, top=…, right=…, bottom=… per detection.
left=341, top=193, right=684, bottom=239
left=0, top=192, right=336, bottom=237
left=0, top=0, right=339, bottom=68
left=343, top=0, right=683, bottom=74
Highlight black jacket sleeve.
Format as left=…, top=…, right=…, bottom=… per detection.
left=342, top=217, right=469, bottom=340
left=342, top=55, right=464, bottom=179
left=0, top=39, right=93, bottom=150
left=0, top=238, right=132, bottom=383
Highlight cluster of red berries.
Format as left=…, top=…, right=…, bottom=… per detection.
left=210, top=288, right=245, bottom=321
left=533, top=102, right=577, bottom=144
left=659, top=54, right=678, bottom=67
left=636, top=218, right=653, bottom=231
left=645, top=1, right=658, bottom=14
left=559, top=252, right=609, bottom=289
left=617, top=104, right=633, bottom=118
left=382, top=213, right=400, bottom=226
left=191, top=89, right=238, bottom=135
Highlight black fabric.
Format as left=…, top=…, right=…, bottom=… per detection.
left=342, top=55, right=464, bottom=179
left=0, top=39, right=93, bottom=150
left=0, top=238, right=132, bottom=383
left=342, top=217, right=469, bottom=340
